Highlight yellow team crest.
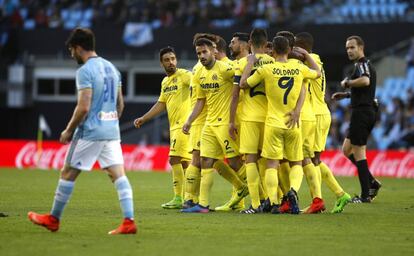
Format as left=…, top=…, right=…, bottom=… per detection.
left=212, top=74, right=218, bottom=81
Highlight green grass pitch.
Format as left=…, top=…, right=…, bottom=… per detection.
left=0, top=168, right=413, bottom=256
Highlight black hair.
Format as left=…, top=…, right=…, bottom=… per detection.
left=65, top=27, right=95, bottom=51
left=215, top=35, right=227, bottom=53
left=233, top=32, right=249, bottom=42
left=295, top=32, right=314, bottom=52
left=193, top=33, right=217, bottom=46
left=272, top=36, right=290, bottom=55
left=276, top=31, right=295, bottom=49
left=159, top=46, right=176, bottom=61
left=250, top=28, right=268, bottom=48
left=195, top=38, right=215, bottom=48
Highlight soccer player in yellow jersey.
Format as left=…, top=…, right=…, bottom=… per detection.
left=182, top=33, right=218, bottom=209
left=240, top=36, right=321, bottom=214
left=295, top=32, right=351, bottom=213
left=182, top=38, right=248, bottom=213
left=284, top=33, right=326, bottom=214
left=214, top=32, right=252, bottom=212
left=230, top=28, right=275, bottom=214
left=134, top=47, right=191, bottom=209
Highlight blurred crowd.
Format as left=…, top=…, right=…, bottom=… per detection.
left=0, top=0, right=319, bottom=29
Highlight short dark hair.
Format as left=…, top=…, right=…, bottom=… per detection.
left=295, top=32, right=314, bottom=52
left=266, top=41, right=273, bottom=48
left=195, top=38, right=214, bottom=48
left=159, top=46, right=176, bottom=61
left=272, top=36, right=289, bottom=55
left=276, top=31, right=295, bottom=49
left=233, top=32, right=249, bottom=42
left=193, top=33, right=217, bottom=46
left=250, top=28, right=268, bottom=48
left=347, top=35, right=365, bottom=47
left=215, top=35, right=227, bottom=54
left=65, top=27, right=95, bottom=51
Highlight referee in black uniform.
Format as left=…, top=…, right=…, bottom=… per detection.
left=332, top=35, right=381, bottom=203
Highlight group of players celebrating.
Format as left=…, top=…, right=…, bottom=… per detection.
left=135, top=28, right=368, bottom=214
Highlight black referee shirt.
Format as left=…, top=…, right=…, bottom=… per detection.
left=350, top=57, right=376, bottom=110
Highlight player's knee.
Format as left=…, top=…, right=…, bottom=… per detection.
left=302, top=158, right=312, bottom=166
left=201, top=157, right=214, bottom=169
left=169, top=156, right=181, bottom=166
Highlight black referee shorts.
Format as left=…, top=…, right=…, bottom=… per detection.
left=346, top=109, right=376, bottom=146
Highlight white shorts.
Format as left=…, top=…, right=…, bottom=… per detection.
left=65, top=139, right=124, bottom=171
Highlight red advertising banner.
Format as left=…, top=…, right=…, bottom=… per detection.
left=0, top=140, right=413, bottom=178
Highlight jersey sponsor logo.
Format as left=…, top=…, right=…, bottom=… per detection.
left=201, top=83, right=220, bottom=89
left=163, top=85, right=178, bottom=93
left=98, top=111, right=119, bottom=121
left=273, top=68, right=300, bottom=76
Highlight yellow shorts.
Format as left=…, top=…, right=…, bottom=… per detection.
left=240, top=121, right=264, bottom=154
left=301, top=120, right=316, bottom=159
left=200, top=125, right=240, bottom=159
left=314, top=114, right=331, bottom=152
left=190, top=124, right=203, bottom=151
left=169, top=128, right=192, bottom=159
left=261, top=125, right=303, bottom=162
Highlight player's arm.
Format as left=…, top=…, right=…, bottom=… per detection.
left=229, top=84, right=240, bottom=140
left=342, top=61, right=370, bottom=88
left=294, top=46, right=321, bottom=78
left=116, top=87, right=124, bottom=118
left=60, top=88, right=92, bottom=144
left=183, top=98, right=205, bottom=134
left=285, top=82, right=306, bottom=129
left=331, top=91, right=351, bottom=101
left=134, top=101, right=166, bottom=128
left=239, top=54, right=259, bottom=89
left=341, top=76, right=369, bottom=88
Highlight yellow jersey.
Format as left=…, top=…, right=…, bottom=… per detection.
left=308, top=53, right=330, bottom=115
left=190, top=61, right=208, bottom=125
left=235, top=54, right=275, bottom=122
left=194, top=60, right=235, bottom=126
left=247, top=60, right=318, bottom=129
left=220, top=56, right=234, bottom=67
left=158, top=68, right=192, bottom=130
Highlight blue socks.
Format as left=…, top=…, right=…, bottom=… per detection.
left=114, top=176, right=134, bottom=219
left=51, top=179, right=75, bottom=219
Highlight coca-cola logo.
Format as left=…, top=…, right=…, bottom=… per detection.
left=15, top=142, right=69, bottom=169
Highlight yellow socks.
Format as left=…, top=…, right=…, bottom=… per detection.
left=246, top=163, right=261, bottom=208
left=199, top=168, right=215, bottom=207
left=171, top=163, right=184, bottom=197
left=213, top=160, right=244, bottom=190
left=289, top=164, right=303, bottom=192
left=265, top=168, right=279, bottom=205
left=278, top=162, right=290, bottom=194
left=320, top=162, right=344, bottom=198
left=303, top=163, right=322, bottom=199
left=184, top=164, right=201, bottom=202
left=257, top=158, right=268, bottom=199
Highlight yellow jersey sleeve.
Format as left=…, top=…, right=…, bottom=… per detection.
left=246, top=66, right=265, bottom=88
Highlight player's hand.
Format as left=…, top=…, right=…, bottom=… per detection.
left=340, top=77, right=349, bottom=89
left=60, top=129, right=73, bottom=144
left=247, top=53, right=259, bottom=64
left=134, top=117, right=145, bottom=128
left=331, top=92, right=349, bottom=101
left=182, top=122, right=191, bottom=135
left=292, top=46, right=309, bottom=56
left=229, top=123, right=238, bottom=141
left=285, top=110, right=300, bottom=129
